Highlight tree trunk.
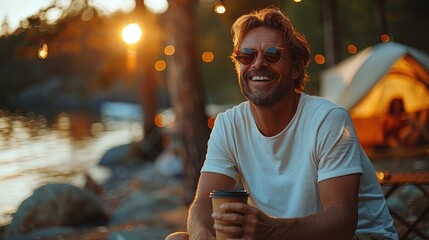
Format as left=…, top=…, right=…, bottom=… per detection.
left=133, top=2, right=164, bottom=161
left=165, top=0, right=211, bottom=205
left=322, top=0, right=340, bottom=66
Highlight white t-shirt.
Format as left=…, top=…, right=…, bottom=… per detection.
left=202, top=93, right=397, bottom=239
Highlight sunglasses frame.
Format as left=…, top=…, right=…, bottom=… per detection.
left=232, top=47, right=285, bottom=65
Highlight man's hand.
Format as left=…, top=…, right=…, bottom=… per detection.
left=211, top=174, right=360, bottom=240
left=212, top=202, right=274, bottom=239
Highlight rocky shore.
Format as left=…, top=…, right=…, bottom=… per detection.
left=2, top=148, right=188, bottom=240
left=2, top=147, right=429, bottom=240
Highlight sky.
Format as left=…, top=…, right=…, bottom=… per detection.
left=0, top=0, right=135, bottom=33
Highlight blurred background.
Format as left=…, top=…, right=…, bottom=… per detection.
left=0, top=0, right=429, bottom=235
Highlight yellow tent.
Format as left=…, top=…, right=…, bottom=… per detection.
left=320, top=42, right=429, bottom=156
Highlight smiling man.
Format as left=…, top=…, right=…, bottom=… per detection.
left=166, top=7, right=397, bottom=240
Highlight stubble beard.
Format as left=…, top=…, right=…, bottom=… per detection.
left=239, top=73, right=292, bottom=108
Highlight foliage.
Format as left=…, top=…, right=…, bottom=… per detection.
left=0, top=1, right=138, bottom=119
left=0, top=0, right=428, bottom=116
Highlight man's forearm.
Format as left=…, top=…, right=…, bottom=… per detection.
left=265, top=206, right=357, bottom=240
left=187, top=200, right=215, bottom=239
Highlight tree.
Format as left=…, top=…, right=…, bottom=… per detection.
left=129, top=1, right=165, bottom=161
left=164, top=0, right=211, bottom=204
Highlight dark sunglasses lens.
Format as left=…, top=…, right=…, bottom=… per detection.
left=264, top=47, right=282, bottom=63
left=235, top=48, right=255, bottom=65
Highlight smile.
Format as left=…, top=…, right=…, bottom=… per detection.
left=250, top=75, right=271, bottom=81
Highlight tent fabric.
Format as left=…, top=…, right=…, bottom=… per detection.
left=320, top=42, right=429, bottom=118
left=320, top=42, right=429, bottom=149
left=351, top=56, right=429, bottom=117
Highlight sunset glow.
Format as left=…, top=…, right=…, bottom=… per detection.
left=122, top=23, right=142, bottom=45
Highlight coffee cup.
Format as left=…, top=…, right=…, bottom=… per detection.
left=210, top=190, right=248, bottom=240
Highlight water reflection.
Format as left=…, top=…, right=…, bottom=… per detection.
left=0, top=109, right=143, bottom=226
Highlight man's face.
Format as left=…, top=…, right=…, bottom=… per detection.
left=237, top=27, right=296, bottom=108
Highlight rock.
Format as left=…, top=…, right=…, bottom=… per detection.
left=99, top=143, right=136, bottom=167
left=6, top=183, right=108, bottom=238
left=109, top=190, right=179, bottom=225
left=154, top=150, right=183, bottom=178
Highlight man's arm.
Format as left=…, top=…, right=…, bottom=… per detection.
left=213, top=173, right=360, bottom=240
left=187, top=172, right=237, bottom=240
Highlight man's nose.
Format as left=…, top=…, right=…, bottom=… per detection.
left=252, top=52, right=268, bottom=67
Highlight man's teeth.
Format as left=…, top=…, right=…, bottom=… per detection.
left=251, top=76, right=270, bottom=81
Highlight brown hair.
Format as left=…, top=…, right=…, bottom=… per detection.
left=231, top=7, right=310, bottom=92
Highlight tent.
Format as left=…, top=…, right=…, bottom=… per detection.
left=320, top=42, right=429, bottom=153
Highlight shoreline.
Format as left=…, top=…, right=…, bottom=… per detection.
left=1, top=162, right=188, bottom=240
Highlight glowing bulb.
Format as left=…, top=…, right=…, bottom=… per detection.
left=155, top=60, right=167, bottom=71
left=202, top=51, right=215, bottom=62
left=38, top=43, right=48, bottom=59
left=215, top=5, right=226, bottom=14
left=381, top=34, right=390, bottom=42
left=314, top=54, right=325, bottom=64
left=347, top=44, right=357, bottom=54
left=164, top=45, right=175, bottom=55
left=214, top=0, right=226, bottom=14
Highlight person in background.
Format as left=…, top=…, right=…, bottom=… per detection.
left=382, top=97, right=429, bottom=148
left=166, top=7, right=397, bottom=240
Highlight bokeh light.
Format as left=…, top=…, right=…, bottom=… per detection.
left=313, top=54, right=325, bottom=65
left=202, top=51, right=214, bottom=63
left=155, top=60, right=167, bottom=72
left=347, top=44, right=358, bottom=54
left=144, top=0, right=169, bottom=14
left=122, top=23, right=142, bottom=44
left=154, top=111, right=176, bottom=128
left=207, top=116, right=216, bottom=129
left=154, top=113, right=167, bottom=128
left=38, top=43, right=48, bottom=59
left=381, top=34, right=391, bottom=42
left=214, top=0, right=226, bottom=14
left=215, top=5, right=226, bottom=14
left=376, top=171, right=391, bottom=183
left=164, top=45, right=175, bottom=56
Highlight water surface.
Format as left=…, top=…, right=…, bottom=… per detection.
left=0, top=112, right=143, bottom=226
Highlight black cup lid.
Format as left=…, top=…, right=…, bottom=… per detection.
left=210, top=190, right=248, bottom=198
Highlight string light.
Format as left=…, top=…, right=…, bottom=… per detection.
left=38, top=43, right=48, bottom=59
left=314, top=54, right=325, bottom=64
left=381, top=34, right=391, bottom=42
left=202, top=51, right=215, bottom=62
left=214, top=0, right=226, bottom=14
left=347, top=44, right=358, bottom=54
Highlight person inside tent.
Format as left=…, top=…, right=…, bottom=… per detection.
left=382, top=97, right=429, bottom=148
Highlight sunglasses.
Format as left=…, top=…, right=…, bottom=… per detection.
left=232, top=47, right=284, bottom=65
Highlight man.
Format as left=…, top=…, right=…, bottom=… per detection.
left=166, top=7, right=397, bottom=240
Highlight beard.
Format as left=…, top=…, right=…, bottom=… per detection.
left=239, top=67, right=292, bottom=108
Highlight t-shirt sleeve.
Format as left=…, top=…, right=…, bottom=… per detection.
left=316, top=108, right=364, bottom=182
left=201, top=113, right=239, bottom=182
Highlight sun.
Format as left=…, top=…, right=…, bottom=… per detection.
left=122, top=23, right=142, bottom=44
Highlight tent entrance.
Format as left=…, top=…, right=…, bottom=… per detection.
left=351, top=55, right=429, bottom=119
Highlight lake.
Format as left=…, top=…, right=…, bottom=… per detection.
left=0, top=110, right=143, bottom=226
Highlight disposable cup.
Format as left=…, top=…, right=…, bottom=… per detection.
left=210, top=190, right=248, bottom=240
